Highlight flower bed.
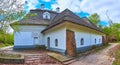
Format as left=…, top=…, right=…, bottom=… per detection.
left=0, top=53, right=24, bottom=64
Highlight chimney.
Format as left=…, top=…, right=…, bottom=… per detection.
left=40, top=4, right=44, bottom=10
left=56, top=7, right=60, bottom=13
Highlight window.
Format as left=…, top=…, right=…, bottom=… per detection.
left=95, top=38, right=96, bottom=43
left=99, top=39, right=101, bottom=43
left=55, top=39, right=58, bottom=47
left=43, top=12, right=50, bottom=19
left=47, top=37, right=50, bottom=48
left=34, top=37, right=39, bottom=45
left=34, top=37, right=38, bottom=39
left=80, top=38, right=84, bottom=45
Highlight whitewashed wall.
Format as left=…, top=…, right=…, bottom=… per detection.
left=91, top=34, right=102, bottom=45
left=75, top=31, right=91, bottom=48
left=14, top=25, right=47, bottom=46
left=75, top=31, right=102, bottom=48
left=44, top=27, right=66, bottom=50
left=66, top=22, right=103, bottom=48
left=14, top=32, right=33, bottom=45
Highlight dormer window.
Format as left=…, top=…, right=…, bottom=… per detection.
left=43, top=12, right=50, bottom=19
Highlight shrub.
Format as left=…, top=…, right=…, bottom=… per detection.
left=4, top=34, right=14, bottom=45
left=0, top=33, right=14, bottom=45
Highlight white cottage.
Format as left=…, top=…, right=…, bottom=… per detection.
left=11, top=6, right=107, bottom=56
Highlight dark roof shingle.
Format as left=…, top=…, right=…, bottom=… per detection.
left=11, top=9, right=58, bottom=25
left=42, top=9, right=103, bottom=33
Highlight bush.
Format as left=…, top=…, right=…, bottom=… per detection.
left=0, top=35, right=4, bottom=43
left=0, top=33, right=14, bottom=45
left=4, top=34, right=14, bottom=45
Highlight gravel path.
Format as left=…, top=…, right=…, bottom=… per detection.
left=69, top=43, right=118, bottom=65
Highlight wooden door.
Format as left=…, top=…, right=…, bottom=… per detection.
left=102, top=36, right=108, bottom=45
left=66, top=30, right=76, bottom=57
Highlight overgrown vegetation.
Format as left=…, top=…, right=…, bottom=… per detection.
left=0, top=29, right=14, bottom=48
left=112, top=50, right=120, bottom=65
left=89, top=13, right=120, bottom=42
left=112, top=44, right=120, bottom=65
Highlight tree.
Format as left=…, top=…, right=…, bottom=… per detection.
left=0, top=0, right=25, bottom=33
left=0, top=0, right=26, bottom=44
left=106, top=10, right=113, bottom=26
left=89, top=13, right=100, bottom=26
left=0, top=0, right=25, bottom=11
left=89, top=13, right=120, bottom=42
left=102, top=23, right=120, bottom=42
left=111, top=23, right=120, bottom=41
left=103, top=10, right=120, bottom=42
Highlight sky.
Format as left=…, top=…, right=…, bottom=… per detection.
left=25, top=0, right=120, bottom=26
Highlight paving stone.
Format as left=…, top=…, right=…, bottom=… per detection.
left=0, top=50, right=61, bottom=65
left=25, top=60, right=34, bottom=63
left=34, top=60, right=41, bottom=63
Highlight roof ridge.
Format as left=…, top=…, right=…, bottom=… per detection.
left=50, top=9, right=83, bottom=24
left=30, top=9, right=59, bottom=14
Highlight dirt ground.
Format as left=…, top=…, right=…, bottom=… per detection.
left=69, top=43, right=119, bottom=65
left=0, top=43, right=119, bottom=65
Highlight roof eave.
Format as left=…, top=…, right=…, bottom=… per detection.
left=41, top=20, right=105, bottom=34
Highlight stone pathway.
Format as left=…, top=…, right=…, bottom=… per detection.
left=24, top=54, right=61, bottom=65
left=69, top=43, right=118, bottom=65
left=0, top=53, right=62, bottom=65
left=48, top=52, right=74, bottom=62
left=0, top=47, right=62, bottom=65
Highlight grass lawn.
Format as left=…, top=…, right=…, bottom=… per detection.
left=112, top=50, right=120, bottom=65
left=0, top=43, right=13, bottom=48
left=112, top=43, right=120, bottom=65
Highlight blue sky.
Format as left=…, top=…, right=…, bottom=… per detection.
left=25, top=0, right=120, bottom=26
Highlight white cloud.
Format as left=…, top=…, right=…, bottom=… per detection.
left=51, top=0, right=120, bottom=23
left=42, top=0, right=51, bottom=2
left=81, top=0, right=120, bottom=23
left=26, top=0, right=39, bottom=10
left=51, top=0, right=81, bottom=12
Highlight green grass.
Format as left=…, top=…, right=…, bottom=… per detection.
left=0, top=30, right=14, bottom=48
left=0, top=32, right=14, bottom=47
left=112, top=50, right=120, bottom=65
left=112, top=43, right=120, bottom=65
left=0, top=53, right=21, bottom=59
left=0, top=43, right=13, bottom=48
left=117, top=42, right=120, bottom=44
